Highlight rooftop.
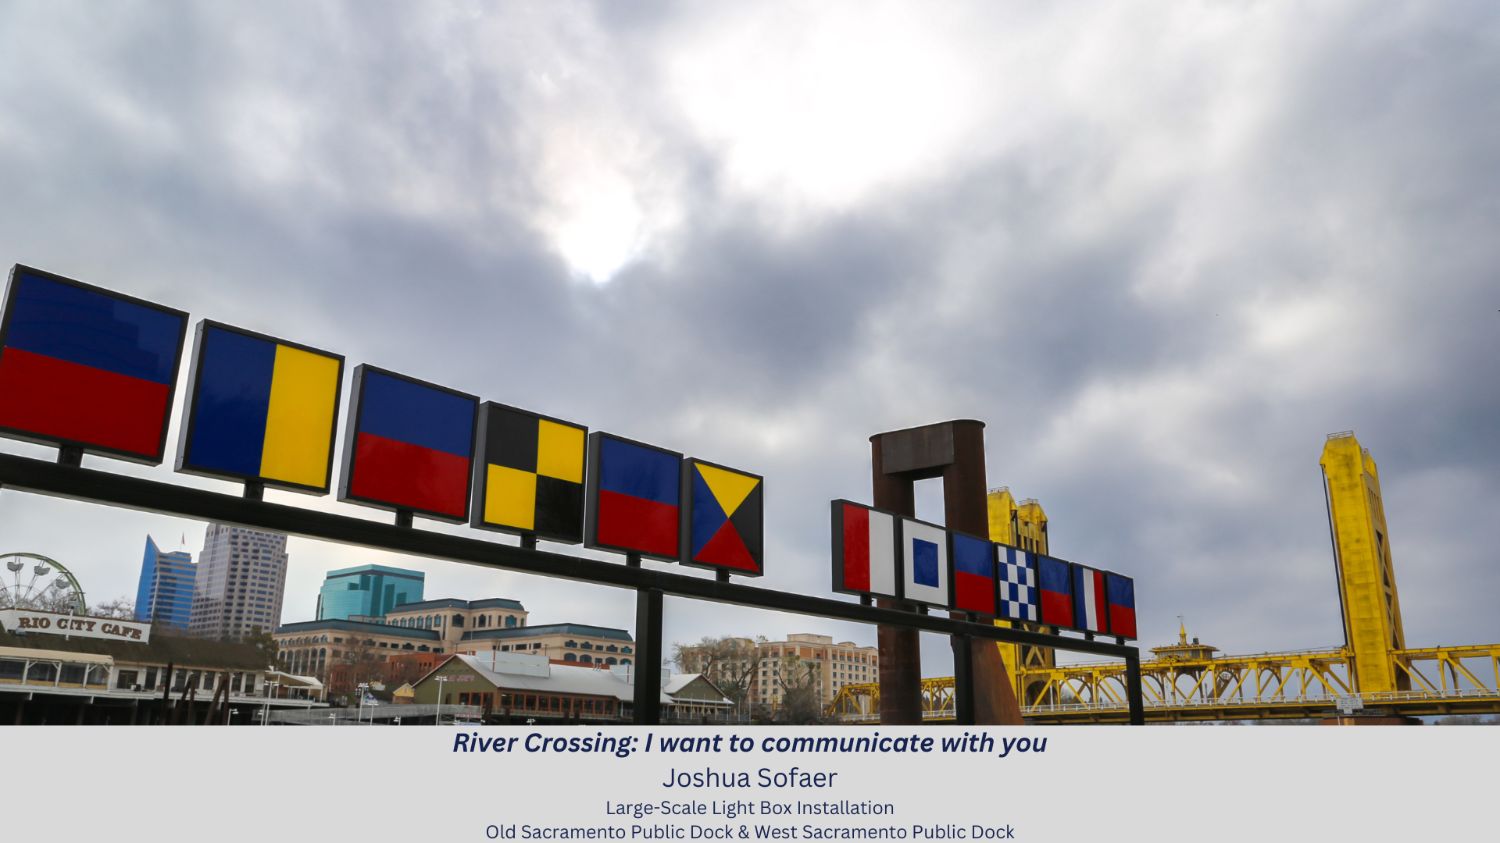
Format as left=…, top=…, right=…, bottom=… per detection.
left=461, top=623, right=632, bottom=642
left=324, top=564, right=425, bottom=580
left=387, top=597, right=525, bottom=613
left=274, top=618, right=441, bottom=641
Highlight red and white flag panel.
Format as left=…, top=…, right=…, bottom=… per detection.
left=1072, top=564, right=1109, bottom=634
left=831, top=500, right=897, bottom=598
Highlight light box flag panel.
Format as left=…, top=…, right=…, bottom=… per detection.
left=1072, top=564, right=1109, bottom=634
left=997, top=545, right=1038, bottom=623
left=831, top=500, right=898, bottom=599
left=949, top=530, right=996, bottom=616
left=900, top=517, right=949, bottom=608
left=472, top=402, right=587, bottom=544
left=682, top=459, right=764, bottom=576
left=1036, top=554, right=1075, bottom=629
left=585, top=432, right=682, bottom=561
left=177, top=321, right=343, bottom=492
left=0, top=265, right=187, bottom=463
left=1106, top=572, right=1137, bottom=639
left=340, top=365, right=477, bottom=522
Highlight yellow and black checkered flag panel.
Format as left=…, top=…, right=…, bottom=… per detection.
left=470, top=402, right=586, bottom=543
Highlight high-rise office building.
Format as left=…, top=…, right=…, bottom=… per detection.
left=188, top=524, right=289, bottom=640
left=133, top=536, right=196, bottom=631
left=316, top=564, right=425, bottom=621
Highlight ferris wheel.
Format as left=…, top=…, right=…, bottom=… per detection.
left=0, top=552, right=87, bottom=615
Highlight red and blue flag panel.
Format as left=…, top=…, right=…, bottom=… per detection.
left=900, top=517, right=949, bottom=609
left=1036, top=554, right=1075, bottom=628
left=1072, top=564, right=1109, bottom=634
left=0, top=265, right=187, bottom=463
left=585, top=432, right=682, bottom=562
left=948, top=530, right=996, bottom=616
left=681, top=458, right=764, bottom=576
left=339, top=365, right=477, bottom=522
left=997, top=545, right=1038, bottom=623
left=1105, top=572, right=1137, bottom=639
left=830, top=500, right=897, bottom=598
left=177, top=321, right=343, bottom=493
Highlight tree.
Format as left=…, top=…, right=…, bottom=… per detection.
left=92, top=596, right=135, bottom=619
left=244, top=627, right=279, bottom=669
left=769, top=653, right=825, bottom=725
left=673, top=636, right=764, bottom=721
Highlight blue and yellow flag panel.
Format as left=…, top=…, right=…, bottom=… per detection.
left=0, top=265, right=187, bottom=463
left=681, top=459, right=763, bottom=576
left=472, top=402, right=587, bottom=543
left=179, top=322, right=343, bottom=492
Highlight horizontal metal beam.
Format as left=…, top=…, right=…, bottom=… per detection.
left=0, top=452, right=1138, bottom=660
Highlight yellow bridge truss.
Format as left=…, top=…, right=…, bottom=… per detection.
left=827, top=643, right=1500, bottom=723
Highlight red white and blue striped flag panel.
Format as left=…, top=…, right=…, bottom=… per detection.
left=340, top=365, right=477, bottom=522
left=997, top=545, right=1038, bottom=623
left=900, top=517, right=949, bottom=609
left=585, top=432, right=682, bottom=562
left=1106, top=572, right=1137, bottom=639
left=949, top=530, right=996, bottom=616
left=1072, top=564, right=1109, bottom=633
left=0, top=266, right=187, bottom=463
left=830, top=500, right=897, bottom=599
left=1036, top=554, right=1075, bottom=628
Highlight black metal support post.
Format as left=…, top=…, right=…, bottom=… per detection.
left=633, top=588, right=663, bottom=725
left=1125, top=652, right=1146, bottom=725
left=951, top=634, right=975, bottom=725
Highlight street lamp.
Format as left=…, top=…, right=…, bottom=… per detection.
left=356, top=682, right=369, bottom=725
left=434, top=676, right=448, bottom=725
left=261, top=679, right=282, bottom=726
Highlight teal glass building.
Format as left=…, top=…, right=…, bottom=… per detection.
left=316, top=564, right=424, bottom=621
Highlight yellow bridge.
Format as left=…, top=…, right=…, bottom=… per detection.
left=829, top=642, right=1500, bottom=723
left=829, top=432, right=1500, bottom=724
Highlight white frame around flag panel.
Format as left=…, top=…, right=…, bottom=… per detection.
left=898, top=516, right=949, bottom=609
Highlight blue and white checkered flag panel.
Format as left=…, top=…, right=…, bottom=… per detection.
left=998, top=546, right=1038, bottom=622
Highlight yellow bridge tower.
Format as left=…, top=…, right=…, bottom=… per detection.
left=989, top=488, right=1055, bottom=701
left=1321, top=431, right=1408, bottom=693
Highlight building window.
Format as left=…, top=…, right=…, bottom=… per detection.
left=564, top=653, right=577, bottom=662
left=505, top=616, right=517, bottom=628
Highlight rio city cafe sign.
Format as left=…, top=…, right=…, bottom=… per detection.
left=0, top=609, right=151, bottom=643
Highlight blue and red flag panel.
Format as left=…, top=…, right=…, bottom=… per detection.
left=949, top=530, right=996, bottom=616
left=1106, top=572, right=1137, bottom=639
left=1073, top=564, right=1109, bottom=634
left=0, top=266, right=187, bottom=463
left=1036, top=554, right=1075, bottom=628
left=586, top=432, right=682, bottom=561
left=682, top=459, right=764, bottom=576
left=177, top=322, right=343, bottom=493
left=340, top=366, right=476, bottom=521
left=997, top=545, right=1038, bottom=623
left=900, top=517, right=949, bottom=609
left=830, top=500, right=898, bottom=598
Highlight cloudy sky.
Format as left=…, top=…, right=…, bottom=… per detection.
left=0, top=1, right=1495, bottom=675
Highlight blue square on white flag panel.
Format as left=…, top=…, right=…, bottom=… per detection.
left=998, top=545, right=1038, bottom=622
left=912, top=539, right=939, bottom=587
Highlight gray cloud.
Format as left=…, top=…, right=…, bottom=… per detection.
left=0, top=1, right=1495, bottom=682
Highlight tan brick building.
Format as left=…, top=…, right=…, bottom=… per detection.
left=677, top=633, right=877, bottom=711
